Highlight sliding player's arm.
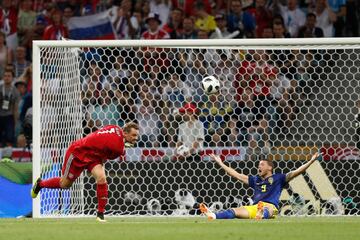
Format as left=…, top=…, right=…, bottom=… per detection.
left=210, top=154, right=249, bottom=185
left=286, top=152, right=321, bottom=182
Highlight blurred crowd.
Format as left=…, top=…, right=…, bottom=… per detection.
left=78, top=45, right=336, bottom=157
left=0, top=0, right=359, bottom=153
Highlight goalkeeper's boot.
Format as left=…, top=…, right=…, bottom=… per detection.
left=199, top=203, right=216, bottom=220
left=31, top=178, right=42, bottom=199
left=96, top=212, right=107, bottom=223
left=255, top=201, right=264, bottom=220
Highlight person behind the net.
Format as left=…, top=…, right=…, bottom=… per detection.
left=31, top=122, right=139, bottom=222
left=199, top=152, right=321, bottom=220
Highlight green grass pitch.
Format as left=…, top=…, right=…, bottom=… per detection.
left=1, top=217, right=359, bottom=240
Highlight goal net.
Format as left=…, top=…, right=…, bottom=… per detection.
left=33, top=39, right=360, bottom=217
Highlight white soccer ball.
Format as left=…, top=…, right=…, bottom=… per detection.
left=176, top=145, right=190, bottom=156
left=201, top=76, right=220, bottom=95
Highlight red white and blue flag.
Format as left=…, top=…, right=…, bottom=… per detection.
left=67, top=10, right=115, bottom=40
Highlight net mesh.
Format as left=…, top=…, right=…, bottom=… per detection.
left=37, top=43, right=360, bottom=217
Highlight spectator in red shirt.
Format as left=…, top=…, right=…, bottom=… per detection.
left=43, top=10, right=68, bottom=40
left=141, top=13, right=169, bottom=40
left=234, top=50, right=278, bottom=103
left=0, top=0, right=18, bottom=50
left=255, top=0, right=273, bottom=38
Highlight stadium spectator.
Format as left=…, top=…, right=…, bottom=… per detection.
left=237, top=50, right=277, bottom=147
left=254, top=0, right=273, bottom=38
left=112, top=0, right=133, bottom=39
left=19, top=63, right=32, bottom=93
left=128, top=10, right=145, bottom=39
left=42, top=10, right=68, bottom=40
left=210, top=14, right=232, bottom=39
left=180, top=17, right=197, bottom=39
left=17, top=0, right=36, bottom=47
left=298, top=13, right=324, bottom=38
left=91, top=90, right=121, bottom=126
left=162, top=74, right=192, bottom=109
left=0, top=31, right=11, bottom=78
left=235, top=50, right=277, bottom=100
left=141, top=13, right=170, bottom=39
left=163, top=8, right=183, bottom=39
left=261, top=26, right=274, bottom=38
left=142, top=1, right=151, bottom=20
left=272, top=19, right=288, bottom=38
left=275, top=0, right=306, bottom=37
left=211, top=55, right=237, bottom=103
left=14, top=78, right=27, bottom=136
left=111, top=88, right=135, bottom=127
left=197, top=29, right=209, bottom=39
left=270, top=74, right=292, bottom=102
left=210, top=130, right=222, bottom=147
left=225, top=116, right=241, bottom=147
left=0, top=0, right=358, bottom=159
left=227, top=0, right=256, bottom=38
left=177, top=103, right=204, bottom=158
left=35, top=2, right=56, bottom=31
left=194, top=2, right=216, bottom=32
left=310, top=0, right=337, bottom=37
left=16, top=64, right=32, bottom=129
left=14, top=78, right=27, bottom=102
left=213, top=0, right=228, bottom=13
left=149, top=0, right=170, bottom=27
left=13, top=46, right=30, bottom=78
left=107, top=56, right=130, bottom=89
left=203, top=94, right=232, bottom=146
left=32, top=15, right=47, bottom=44
left=137, top=93, right=162, bottom=147
left=0, top=0, right=18, bottom=50
left=327, top=0, right=346, bottom=37
left=62, top=5, right=75, bottom=25
left=178, top=49, right=208, bottom=102
left=0, top=69, right=20, bottom=146
left=3, top=63, right=14, bottom=79
left=16, top=133, right=27, bottom=148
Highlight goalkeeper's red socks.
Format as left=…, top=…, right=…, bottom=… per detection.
left=97, top=183, right=108, bottom=213
left=39, top=177, right=61, bottom=188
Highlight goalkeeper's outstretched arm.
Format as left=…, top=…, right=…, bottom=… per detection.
left=210, top=154, right=249, bottom=185
left=286, top=152, right=321, bottom=182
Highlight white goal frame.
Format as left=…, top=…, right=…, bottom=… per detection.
left=33, top=38, right=360, bottom=218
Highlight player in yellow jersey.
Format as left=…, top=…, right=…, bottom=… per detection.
left=200, top=152, right=321, bottom=220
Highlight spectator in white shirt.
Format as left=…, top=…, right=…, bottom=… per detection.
left=311, top=0, right=337, bottom=37
left=210, top=13, right=234, bottom=39
left=275, top=0, right=306, bottom=37
left=177, top=103, right=204, bottom=156
left=149, top=0, right=171, bottom=27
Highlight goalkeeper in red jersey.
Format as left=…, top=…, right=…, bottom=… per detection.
left=31, top=122, right=139, bottom=222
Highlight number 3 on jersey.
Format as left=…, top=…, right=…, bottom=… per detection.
left=261, top=184, right=267, bottom=192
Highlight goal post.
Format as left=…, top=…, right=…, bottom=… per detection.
left=33, top=38, right=360, bottom=218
